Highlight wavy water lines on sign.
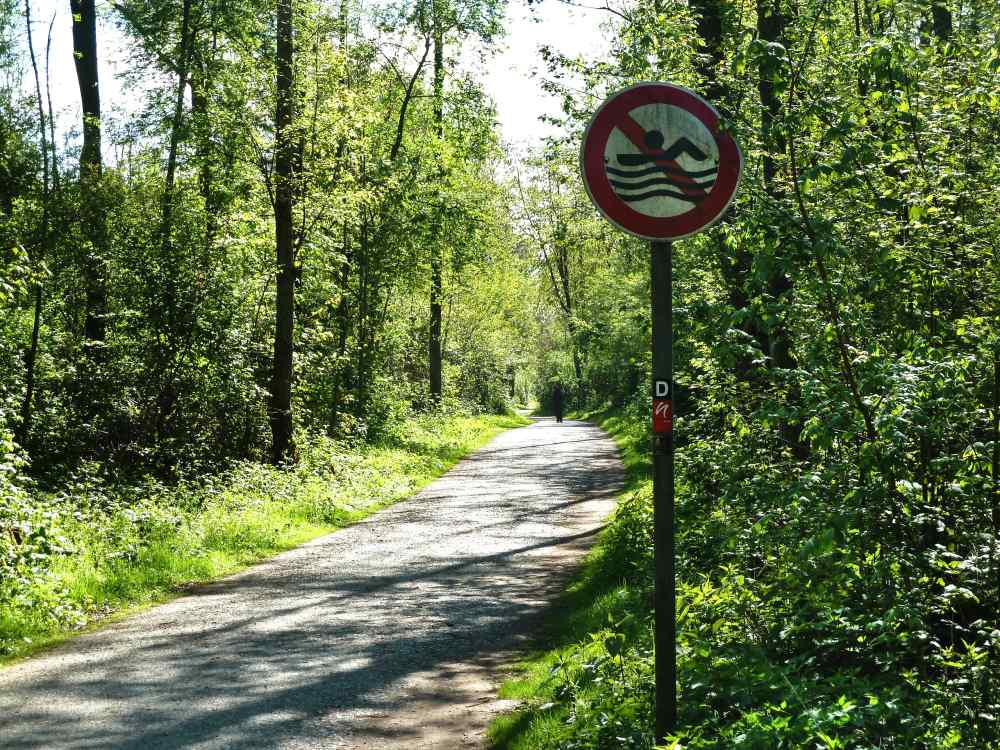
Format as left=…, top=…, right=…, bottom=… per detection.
left=607, top=134, right=717, bottom=204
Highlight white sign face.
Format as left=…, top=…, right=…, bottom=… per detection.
left=603, top=104, right=720, bottom=219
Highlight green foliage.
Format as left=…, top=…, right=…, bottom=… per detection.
left=0, top=0, right=534, bottom=478
left=493, top=405, right=999, bottom=749
left=509, top=0, right=1000, bottom=746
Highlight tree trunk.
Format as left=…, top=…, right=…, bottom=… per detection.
left=355, top=217, right=375, bottom=411
left=428, top=1, right=444, bottom=403
left=190, top=10, right=223, bottom=256
left=0, top=123, right=9, bottom=216
left=757, top=0, right=805, bottom=456
left=19, top=288, right=43, bottom=445
left=931, top=1, right=952, bottom=40
left=556, top=246, right=583, bottom=399
left=758, top=0, right=783, bottom=192
left=151, top=0, right=195, bottom=451
left=328, top=0, right=353, bottom=430
left=270, top=0, right=296, bottom=464
left=992, top=352, right=999, bottom=604
left=70, top=0, right=106, bottom=345
left=160, top=0, right=194, bottom=255
left=329, top=227, right=352, bottom=433
left=190, top=66, right=218, bottom=251
left=688, top=0, right=728, bottom=106
left=19, top=0, right=50, bottom=447
left=989, top=350, right=1000, bottom=718
left=45, top=13, right=60, bottom=193
left=690, top=0, right=757, bottom=383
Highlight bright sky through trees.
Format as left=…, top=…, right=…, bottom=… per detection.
left=482, top=1, right=608, bottom=146
left=26, top=0, right=608, bottom=152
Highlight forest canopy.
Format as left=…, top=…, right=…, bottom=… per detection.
left=0, top=0, right=534, bottom=475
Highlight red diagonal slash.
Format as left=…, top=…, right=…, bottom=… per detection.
left=614, top=114, right=709, bottom=199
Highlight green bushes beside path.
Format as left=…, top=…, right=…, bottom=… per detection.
left=490, top=406, right=982, bottom=750
left=1, top=412, right=527, bottom=664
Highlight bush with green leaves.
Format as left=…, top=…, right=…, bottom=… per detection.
left=494, top=400, right=998, bottom=749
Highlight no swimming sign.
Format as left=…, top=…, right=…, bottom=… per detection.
left=580, top=82, right=743, bottom=241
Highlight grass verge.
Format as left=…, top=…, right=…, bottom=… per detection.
left=488, top=407, right=653, bottom=750
left=1, top=411, right=528, bottom=666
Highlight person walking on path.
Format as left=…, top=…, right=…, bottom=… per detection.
left=553, top=381, right=564, bottom=423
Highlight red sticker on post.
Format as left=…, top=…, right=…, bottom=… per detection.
left=653, top=399, right=673, bottom=434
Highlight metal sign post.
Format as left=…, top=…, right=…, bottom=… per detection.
left=650, top=239, right=675, bottom=737
left=579, top=81, right=742, bottom=744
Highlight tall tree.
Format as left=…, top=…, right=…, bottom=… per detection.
left=755, top=0, right=803, bottom=454
left=17, top=0, right=51, bottom=446
left=159, top=0, right=195, bottom=254
left=687, top=0, right=728, bottom=106
left=271, top=0, right=296, bottom=463
left=930, top=0, right=952, bottom=40
left=428, top=0, right=445, bottom=403
left=515, top=156, right=585, bottom=393
left=0, top=0, right=20, bottom=217
left=70, top=0, right=106, bottom=345
left=422, top=0, right=505, bottom=403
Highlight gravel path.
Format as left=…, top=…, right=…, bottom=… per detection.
left=0, top=418, right=624, bottom=749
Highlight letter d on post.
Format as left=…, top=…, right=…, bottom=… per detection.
left=653, top=379, right=672, bottom=433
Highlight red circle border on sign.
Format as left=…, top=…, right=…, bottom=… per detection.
left=580, top=82, right=743, bottom=241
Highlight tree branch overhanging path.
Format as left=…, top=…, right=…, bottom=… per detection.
left=0, top=418, right=624, bottom=750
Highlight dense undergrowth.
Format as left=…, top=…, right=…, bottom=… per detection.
left=0, top=411, right=526, bottom=663
left=490, top=401, right=995, bottom=750
left=508, top=0, right=1000, bottom=746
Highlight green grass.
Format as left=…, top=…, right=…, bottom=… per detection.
left=1, top=412, right=528, bottom=666
left=488, top=406, right=653, bottom=750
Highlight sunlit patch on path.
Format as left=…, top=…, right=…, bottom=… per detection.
left=0, top=418, right=623, bottom=749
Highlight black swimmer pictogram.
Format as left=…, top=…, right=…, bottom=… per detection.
left=606, top=131, right=717, bottom=204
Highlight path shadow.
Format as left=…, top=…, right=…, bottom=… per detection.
left=0, top=420, right=626, bottom=750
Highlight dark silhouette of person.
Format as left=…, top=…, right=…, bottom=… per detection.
left=553, top=382, right=564, bottom=424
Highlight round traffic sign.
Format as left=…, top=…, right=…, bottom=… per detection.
left=580, top=82, right=743, bottom=241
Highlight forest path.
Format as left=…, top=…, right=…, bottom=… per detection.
left=0, top=418, right=623, bottom=749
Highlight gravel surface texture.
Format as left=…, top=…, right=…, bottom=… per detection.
left=0, top=418, right=624, bottom=749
